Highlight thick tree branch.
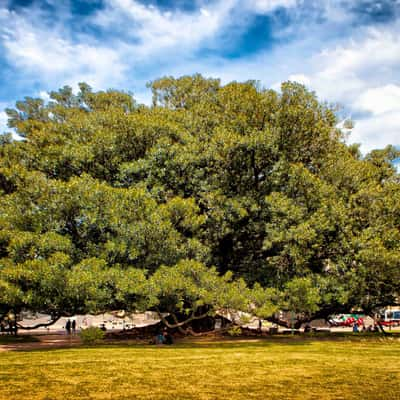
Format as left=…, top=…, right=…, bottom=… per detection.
left=17, top=316, right=61, bottom=330
left=155, top=307, right=210, bottom=334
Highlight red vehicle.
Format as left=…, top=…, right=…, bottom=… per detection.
left=329, top=314, right=364, bottom=327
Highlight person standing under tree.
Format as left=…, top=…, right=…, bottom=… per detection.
left=65, top=319, right=71, bottom=335
left=71, top=319, right=76, bottom=335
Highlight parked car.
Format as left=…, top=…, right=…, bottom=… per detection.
left=328, top=314, right=364, bottom=327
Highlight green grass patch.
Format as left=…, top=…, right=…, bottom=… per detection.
left=1, top=337, right=399, bottom=399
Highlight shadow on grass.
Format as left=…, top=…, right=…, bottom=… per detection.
left=0, top=335, right=40, bottom=345
left=79, top=332, right=398, bottom=351
left=2, top=331, right=398, bottom=353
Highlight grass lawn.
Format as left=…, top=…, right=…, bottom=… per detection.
left=1, top=336, right=399, bottom=400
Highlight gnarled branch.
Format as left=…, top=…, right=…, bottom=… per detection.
left=17, top=316, right=61, bottom=330
left=155, top=307, right=210, bottom=335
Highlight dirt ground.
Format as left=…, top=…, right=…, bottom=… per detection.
left=0, top=334, right=81, bottom=352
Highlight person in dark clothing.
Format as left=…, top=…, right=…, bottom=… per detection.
left=163, top=329, right=173, bottom=345
left=65, top=319, right=71, bottom=335
left=155, top=332, right=164, bottom=344
left=71, top=319, right=76, bottom=334
left=12, top=321, right=18, bottom=336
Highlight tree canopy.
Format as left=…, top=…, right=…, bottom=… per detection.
left=0, top=75, right=399, bottom=331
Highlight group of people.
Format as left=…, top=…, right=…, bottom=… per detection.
left=154, top=328, right=173, bottom=345
left=0, top=320, right=18, bottom=335
left=353, top=323, right=380, bottom=333
left=65, top=319, right=76, bottom=335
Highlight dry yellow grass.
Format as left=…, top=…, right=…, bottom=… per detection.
left=1, top=336, right=399, bottom=400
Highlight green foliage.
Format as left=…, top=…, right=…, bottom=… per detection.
left=283, top=277, right=321, bottom=315
left=227, top=326, right=242, bottom=336
left=79, top=326, right=105, bottom=345
left=250, top=283, right=280, bottom=319
left=146, top=260, right=254, bottom=330
left=1, top=75, right=399, bottom=329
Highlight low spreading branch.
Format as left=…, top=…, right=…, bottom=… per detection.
left=155, top=307, right=210, bottom=335
left=17, top=316, right=61, bottom=330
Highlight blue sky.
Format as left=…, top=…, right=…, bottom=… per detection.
left=0, top=0, right=399, bottom=154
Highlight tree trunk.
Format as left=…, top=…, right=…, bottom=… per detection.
left=367, top=312, right=387, bottom=336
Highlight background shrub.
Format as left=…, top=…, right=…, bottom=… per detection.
left=227, top=326, right=242, bottom=337
left=79, top=326, right=105, bottom=345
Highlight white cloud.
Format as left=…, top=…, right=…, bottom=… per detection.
left=244, top=0, right=298, bottom=13
left=200, top=8, right=210, bottom=17
left=0, top=8, right=128, bottom=89
left=0, top=0, right=241, bottom=92
left=288, top=74, right=311, bottom=85
left=0, top=0, right=320, bottom=94
left=350, top=110, right=400, bottom=153
left=92, top=0, right=235, bottom=58
left=355, top=84, right=400, bottom=115
left=315, top=28, right=400, bottom=97
left=0, top=103, right=23, bottom=140
left=0, top=110, right=8, bottom=135
left=38, top=91, right=51, bottom=102
left=0, top=0, right=303, bottom=96
left=90, top=0, right=304, bottom=59
left=282, top=24, right=400, bottom=152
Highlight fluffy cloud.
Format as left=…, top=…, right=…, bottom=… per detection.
left=0, top=102, right=23, bottom=140
left=244, top=0, right=298, bottom=13
left=92, top=0, right=235, bottom=57
left=313, top=27, right=400, bottom=99
left=283, top=23, right=400, bottom=152
left=0, top=1, right=240, bottom=93
left=350, top=111, right=400, bottom=153
left=0, top=109, right=8, bottom=135
left=0, top=7, right=127, bottom=89
left=355, top=84, right=400, bottom=115
left=0, top=0, right=304, bottom=92
left=288, top=74, right=311, bottom=85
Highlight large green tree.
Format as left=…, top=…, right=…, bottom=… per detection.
left=1, top=76, right=399, bottom=332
